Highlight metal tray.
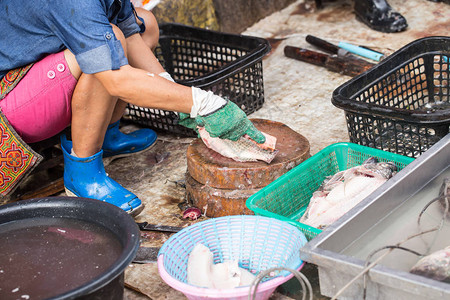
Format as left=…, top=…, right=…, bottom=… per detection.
left=300, top=134, right=450, bottom=300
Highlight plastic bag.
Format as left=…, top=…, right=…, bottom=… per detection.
left=131, top=0, right=161, bottom=10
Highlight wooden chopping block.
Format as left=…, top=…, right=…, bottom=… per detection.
left=185, top=172, right=257, bottom=217
left=186, top=119, right=310, bottom=190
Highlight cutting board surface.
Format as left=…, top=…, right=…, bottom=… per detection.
left=187, top=119, right=310, bottom=189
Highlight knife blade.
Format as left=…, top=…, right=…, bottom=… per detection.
left=306, top=34, right=340, bottom=54
left=132, top=246, right=160, bottom=264
left=136, top=222, right=184, bottom=233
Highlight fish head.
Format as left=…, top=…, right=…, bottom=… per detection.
left=362, top=157, right=379, bottom=165
left=360, top=161, right=398, bottom=179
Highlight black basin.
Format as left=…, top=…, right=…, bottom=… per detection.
left=0, top=196, right=140, bottom=300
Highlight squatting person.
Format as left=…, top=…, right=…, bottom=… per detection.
left=0, top=0, right=266, bottom=215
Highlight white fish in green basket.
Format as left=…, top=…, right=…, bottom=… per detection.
left=299, top=157, right=397, bottom=229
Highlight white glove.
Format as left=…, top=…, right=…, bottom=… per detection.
left=156, top=73, right=226, bottom=118
left=158, top=71, right=175, bottom=82
left=190, top=87, right=227, bottom=118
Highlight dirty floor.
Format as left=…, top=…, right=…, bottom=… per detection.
left=55, top=0, right=450, bottom=299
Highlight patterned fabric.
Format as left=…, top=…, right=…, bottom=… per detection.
left=0, top=64, right=34, bottom=100
left=0, top=111, right=42, bottom=196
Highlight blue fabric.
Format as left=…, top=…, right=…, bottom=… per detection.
left=0, top=0, right=143, bottom=78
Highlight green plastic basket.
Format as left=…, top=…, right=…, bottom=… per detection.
left=246, top=142, right=415, bottom=240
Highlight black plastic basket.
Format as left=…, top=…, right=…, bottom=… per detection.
left=332, top=36, right=450, bottom=158
left=126, top=23, right=271, bottom=137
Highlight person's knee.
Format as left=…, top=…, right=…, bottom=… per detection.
left=111, top=24, right=128, bottom=56
left=135, top=7, right=159, bottom=51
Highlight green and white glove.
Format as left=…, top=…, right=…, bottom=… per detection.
left=178, top=112, right=197, bottom=132
left=196, top=101, right=265, bottom=143
left=178, top=87, right=265, bottom=143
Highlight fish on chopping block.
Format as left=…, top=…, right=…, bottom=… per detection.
left=299, top=157, right=398, bottom=229
left=410, top=246, right=450, bottom=283
left=198, top=127, right=279, bottom=164
left=187, top=243, right=256, bottom=289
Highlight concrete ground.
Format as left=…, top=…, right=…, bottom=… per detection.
left=71, top=0, right=450, bottom=299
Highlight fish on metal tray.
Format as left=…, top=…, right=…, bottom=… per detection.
left=410, top=246, right=450, bottom=283
left=299, top=157, right=397, bottom=229
left=439, top=177, right=450, bottom=217
left=198, top=127, right=279, bottom=164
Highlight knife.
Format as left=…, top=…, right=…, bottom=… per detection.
left=305, top=34, right=376, bottom=63
left=284, top=46, right=375, bottom=77
left=306, top=35, right=344, bottom=55
left=136, top=222, right=184, bottom=233
left=338, top=41, right=384, bottom=62
left=132, top=246, right=160, bottom=263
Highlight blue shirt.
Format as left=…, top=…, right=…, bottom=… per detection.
left=0, top=0, right=142, bottom=79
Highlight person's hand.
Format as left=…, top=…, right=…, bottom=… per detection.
left=177, top=87, right=265, bottom=144
left=177, top=112, right=198, bottom=132
left=196, top=101, right=266, bottom=143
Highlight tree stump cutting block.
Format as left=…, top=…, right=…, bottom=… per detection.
left=185, top=172, right=257, bottom=217
left=186, top=119, right=310, bottom=190
left=186, top=119, right=310, bottom=217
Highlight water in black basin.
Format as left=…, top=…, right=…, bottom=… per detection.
left=0, top=217, right=122, bottom=300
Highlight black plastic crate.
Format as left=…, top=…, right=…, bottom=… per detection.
left=126, top=23, right=271, bottom=137
left=332, top=36, right=450, bottom=158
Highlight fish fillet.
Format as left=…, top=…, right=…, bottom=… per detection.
left=198, top=127, right=278, bottom=163
left=210, top=260, right=241, bottom=289
left=299, top=158, right=397, bottom=229
left=187, top=243, right=214, bottom=288
left=300, top=177, right=385, bottom=228
left=187, top=243, right=256, bottom=289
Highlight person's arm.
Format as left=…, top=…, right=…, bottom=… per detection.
left=125, top=26, right=163, bottom=73
left=68, top=3, right=264, bottom=143
left=93, top=63, right=265, bottom=143
left=93, top=63, right=193, bottom=114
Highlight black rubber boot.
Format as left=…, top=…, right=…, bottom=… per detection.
left=428, top=0, right=450, bottom=3
left=354, top=0, right=408, bottom=33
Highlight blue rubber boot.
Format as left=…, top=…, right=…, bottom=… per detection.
left=61, top=134, right=144, bottom=215
left=102, top=120, right=157, bottom=158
